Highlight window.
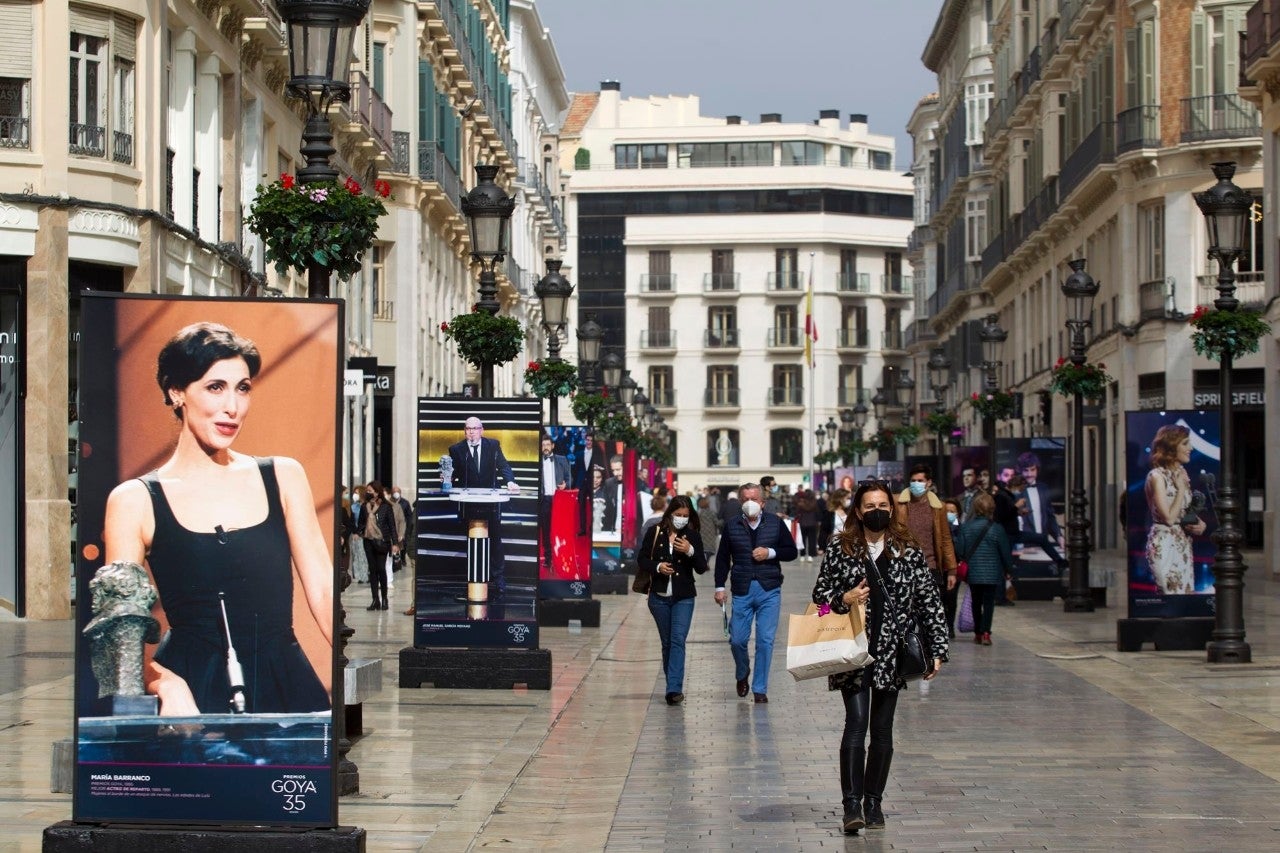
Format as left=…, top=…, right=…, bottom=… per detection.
left=773, top=304, right=798, bottom=346
left=781, top=140, right=824, bottom=166
left=869, top=150, right=892, bottom=170
left=840, top=146, right=859, bottom=167
left=645, top=250, right=672, bottom=291
left=770, top=428, right=803, bottom=466
left=839, top=248, right=859, bottom=290
left=70, top=33, right=105, bottom=156
left=112, top=58, right=134, bottom=163
left=645, top=305, right=672, bottom=347
left=676, top=141, right=772, bottom=168
left=965, top=82, right=993, bottom=145
left=706, top=366, right=738, bottom=407
left=774, top=247, right=800, bottom=289
left=1124, top=20, right=1156, bottom=107
left=614, top=143, right=667, bottom=169
left=1238, top=193, right=1264, bottom=278
left=1137, top=203, right=1163, bottom=284
left=372, top=41, right=386, bottom=95
left=1190, top=5, right=1248, bottom=98
left=709, top=248, right=735, bottom=290
left=649, top=366, right=674, bottom=407
left=371, top=247, right=392, bottom=320
left=0, top=2, right=32, bottom=150
left=707, top=306, right=737, bottom=347
left=707, top=428, right=740, bottom=466
left=69, top=10, right=135, bottom=162
left=0, top=78, right=30, bottom=149
left=838, top=364, right=864, bottom=405
left=771, top=365, right=803, bottom=405
left=966, top=198, right=986, bottom=260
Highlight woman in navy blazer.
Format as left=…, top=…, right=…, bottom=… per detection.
left=638, top=495, right=709, bottom=706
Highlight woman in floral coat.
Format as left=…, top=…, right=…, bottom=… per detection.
left=811, top=481, right=949, bottom=835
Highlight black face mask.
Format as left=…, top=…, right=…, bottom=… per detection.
left=861, top=509, right=892, bottom=532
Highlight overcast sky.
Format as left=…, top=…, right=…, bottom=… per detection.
left=535, top=0, right=944, bottom=167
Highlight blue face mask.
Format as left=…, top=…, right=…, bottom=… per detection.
left=908, top=482, right=928, bottom=498
left=946, top=511, right=958, bottom=524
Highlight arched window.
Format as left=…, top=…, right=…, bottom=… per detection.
left=707, top=429, right=739, bottom=467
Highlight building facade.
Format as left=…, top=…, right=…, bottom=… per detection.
left=0, top=0, right=564, bottom=618
left=562, top=84, right=914, bottom=489
left=914, top=0, right=1265, bottom=551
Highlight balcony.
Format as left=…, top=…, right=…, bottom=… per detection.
left=418, top=142, right=463, bottom=219
left=0, top=115, right=29, bottom=149
left=766, top=270, right=804, bottom=293
left=1197, top=271, right=1266, bottom=309
left=1059, top=121, right=1115, bottom=202
left=702, top=272, right=739, bottom=295
left=705, top=387, right=741, bottom=408
left=349, top=71, right=394, bottom=158
left=112, top=131, right=133, bottom=165
left=904, top=318, right=936, bottom=348
left=1138, top=279, right=1172, bottom=320
left=389, top=131, right=411, bottom=173
left=1116, top=105, right=1161, bottom=154
left=838, top=387, right=872, bottom=406
left=373, top=300, right=395, bottom=321
left=69, top=123, right=105, bottom=157
left=881, top=275, right=914, bottom=297
left=837, top=272, right=871, bottom=294
left=1181, top=95, right=1261, bottom=143
left=639, top=273, right=675, bottom=294
left=836, top=327, right=870, bottom=349
left=704, top=328, right=740, bottom=349
left=882, top=328, right=905, bottom=351
left=767, top=326, right=803, bottom=348
left=650, top=388, right=676, bottom=409
left=768, top=386, right=804, bottom=407
left=640, top=329, right=677, bottom=350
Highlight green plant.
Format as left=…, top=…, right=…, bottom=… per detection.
left=922, top=411, right=959, bottom=435
left=570, top=391, right=610, bottom=424
left=523, top=360, right=578, bottom=398
left=895, top=424, right=921, bottom=447
left=244, top=174, right=389, bottom=281
left=596, top=408, right=637, bottom=443
left=440, top=309, right=524, bottom=369
left=970, top=390, right=1016, bottom=420
left=839, top=437, right=873, bottom=461
left=1189, top=304, right=1271, bottom=361
left=1049, top=358, right=1112, bottom=399
left=574, top=147, right=591, bottom=170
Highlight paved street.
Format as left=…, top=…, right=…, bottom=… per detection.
left=2, top=552, right=1278, bottom=851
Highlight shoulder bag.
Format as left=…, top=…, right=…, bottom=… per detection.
left=867, top=549, right=935, bottom=682
left=632, top=526, right=662, bottom=594
left=955, top=519, right=993, bottom=583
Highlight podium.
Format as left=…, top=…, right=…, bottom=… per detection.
left=449, top=487, right=511, bottom=617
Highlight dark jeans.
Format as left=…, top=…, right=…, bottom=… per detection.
left=800, top=524, right=820, bottom=557
left=969, top=582, right=999, bottom=634
left=648, top=594, right=695, bottom=694
left=933, top=571, right=958, bottom=636
left=840, top=681, right=900, bottom=751
left=364, top=539, right=388, bottom=605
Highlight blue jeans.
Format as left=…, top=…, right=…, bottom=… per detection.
left=648, top=594, right=695, bottom=694
left=730, top=580, right=781, bottom=695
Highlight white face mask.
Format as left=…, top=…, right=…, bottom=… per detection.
left=671, top=516, right=689, bottom=530
left=393, top=492, right=401, bottom=501
left=742, top=500, right=761, bottom=518
left=351, top=493, right=361, bottom=503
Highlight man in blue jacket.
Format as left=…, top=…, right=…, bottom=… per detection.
left=714, top=482, right=798, bottom=703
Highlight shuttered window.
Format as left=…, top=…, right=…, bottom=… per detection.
left=0, top=1, right=33, bottom=77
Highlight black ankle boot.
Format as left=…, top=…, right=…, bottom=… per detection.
left=840, top=746, right=865, bottom=834
left=863, top=744, right=893, bottom=829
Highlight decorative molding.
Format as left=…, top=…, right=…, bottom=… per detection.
left=69, top=209, right=140, bottom=241
left=220, top=7, right=245, bottom=43
left=240, top=37, right=264, bottom=71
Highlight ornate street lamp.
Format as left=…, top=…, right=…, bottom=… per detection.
left=1061, top=258, right=1100, bottom=613
left=871, top=389, right=888, bottom=423
left=619, top=372, right=638, bottom=409
left=852, top=401, right=869, bottom=468
left=897, top=371, right=916, bottom=426
left=631, top=389, right=649, bottom=422
left=825, top=417, right=839, bottom=486
left=575, top=312, right=604, bottom=536
left=1194, top=161, right=1254, bottom=663
left=534, top=259, right=574, bottom=425
left=460, top=164, right=516, bottom=397
left=600, top=352, right=623, bottom=396
left=927, top=347, right=952, bottom=489
left=979, top=314, right=1008, bottom=445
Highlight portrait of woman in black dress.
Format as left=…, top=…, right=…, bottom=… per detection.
left=103, top=322, right=332, bottom=716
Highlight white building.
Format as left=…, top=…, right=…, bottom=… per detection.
left=562, top=84, right=914, bottom=489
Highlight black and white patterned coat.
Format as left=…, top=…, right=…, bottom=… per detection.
left=811, top=540, right=950, bottom=692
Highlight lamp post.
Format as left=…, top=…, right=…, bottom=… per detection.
left=979, top=314, right=1008, bottom=447
left=576, top=313, right=603, bottom=536
left=600, top=352, right=623, bottom=399
left=852, top=402, right=868, bottom=467
left=1061, top=259, right=1099, bottom=613
left=631, top=389, right=649, bottom=423
left=825, top=417, right=839, bottom=488
left=534, top=260, right=574, bottom=425
left=460, top=164, right=516, bottom=397
left=928, top=347, right=952, bottom=490
left=279, top=0, right=371, bottom=298
left=1194, top=161, right=1254, bottom=663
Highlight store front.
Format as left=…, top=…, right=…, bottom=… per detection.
left=0, top=258, right=24, bottom=613
left=1193, top=369, right=1266, bottom=549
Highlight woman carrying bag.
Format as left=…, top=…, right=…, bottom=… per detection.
left=811, top=481, right=949, bottom=835
left=952, top=491, right=1012, bottom=645
left=638, top=495, right=709, bottom=706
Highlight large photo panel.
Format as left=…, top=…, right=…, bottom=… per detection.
left=994, top=437, right=1066, bottom=580
left=73, top=294, right=341, bottom=827
left=414, top=397, right=542, bottom=648
left=1124, top=410, right=1219, bottom=618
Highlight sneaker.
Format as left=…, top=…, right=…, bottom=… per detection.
left=918, top=680, right=931, bottom=697
left=981, top=632, right=992, bottom=645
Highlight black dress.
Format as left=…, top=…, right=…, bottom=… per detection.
left=141, top=457, right=329, bottom=714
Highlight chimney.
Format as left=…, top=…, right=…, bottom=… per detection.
left=819, top=108, right=840, bottom=130
left=726, top=115, right=741, bottom=125
left=760, top=112, right=782, bottom=124
left=598, top=80, right=621, bottom=128
left=849, top=113, right=868, bottom=126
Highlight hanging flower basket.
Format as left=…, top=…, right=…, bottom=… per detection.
left=596, top=408, right=638, bottom=443
left=523, top=360, right=578, bottom=399
left=1048, top=358, right=1111, bottom=399
left=245, top=174, right=390, bottom=281
left=922, top=411, right=959, bottom=435
left=873, top=426, right=922, bottom=450
left=441, top=309, right=524, bottom=369
left=570, top=390, right=610, bottom=425
left=970, top=390, right=1016, bottom=420
left=1189, top=305, right=1271, bottom=362
left=839, top=437, right=872, bottom=461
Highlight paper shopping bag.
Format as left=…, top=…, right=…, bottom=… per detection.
left=786, top=602, right=872, bottom=681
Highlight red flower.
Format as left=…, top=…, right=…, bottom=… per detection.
left=374, top=179, right=391, bottom=198
left=1055, top=356, right=1066, bottom=368
left=344, top=177, right=361, bottom=195
left=527, top=360, right=539, bottom=370
left=472, top=304, right=480, bottom=312
left=440, top=322, right=449, bottom=332
left=1191, top=305, right=1210, bottom=322
left=280, top=173, right=295, bottom=189
left=971, top=392, right=979, bottom=400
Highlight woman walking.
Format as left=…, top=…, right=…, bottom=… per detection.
left=361, top=481, right=399, bottom=610
left=638, top=495, right=709, bottom=706
left=951, top=492, right=1011, bottom=645
left=811, top=481, right=949, bottom=834
left=792, top=488, right=821, bottom=562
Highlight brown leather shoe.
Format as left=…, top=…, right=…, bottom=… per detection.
left=753, top=693, right=768, bottom=703
left=403, top=607, right=415, bottom=615
left=736, top=678, right=750, bottom=698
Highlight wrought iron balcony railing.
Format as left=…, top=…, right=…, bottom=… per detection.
left=704, top=328, right=740, bottom=348
left=1181, top=94, right=1261, bottom=143
left=69, top=123, right=105, bottom=157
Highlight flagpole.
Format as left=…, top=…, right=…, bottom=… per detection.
left=807, top=251, right=816, bottom=490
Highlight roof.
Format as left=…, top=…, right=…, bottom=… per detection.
left=561, top=92, right=599, bottom=136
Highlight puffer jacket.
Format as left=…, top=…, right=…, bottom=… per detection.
left=952, top=517, right=1012, bottom=586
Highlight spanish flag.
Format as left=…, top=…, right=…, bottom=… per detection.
left=804, top=278, right=817, bottom=368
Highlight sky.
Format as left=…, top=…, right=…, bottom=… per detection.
left=535, top=0, right=945, bottom=168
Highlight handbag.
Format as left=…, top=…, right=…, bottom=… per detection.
left=955, top=519, right=993, bottom=583
left=957, top=585, right=974, bottom=633
left=786, top=602, right=872, bottom=681
left=867, top=551, right=936, bottom=682
left=632, top=525, right=662, bottom=594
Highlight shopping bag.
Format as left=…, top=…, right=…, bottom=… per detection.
left=957, top=585, right=974, bottom=633
left=790, top=518, right=804, bottom=553
left=786, top=602, right=872, bottom=681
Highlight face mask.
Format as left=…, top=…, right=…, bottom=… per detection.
left=843, top=498, right=852, bottom=508
left=671, top=516, right=689, bottom=530
left=909, top=482, right=928, bottom=498
left=946, top=511, right=958, bottom=524
left=742, top=500, right=761, bottom=518
left=393, top=492, right=401, bottom=501
left=351, top=493, right=360, bottom=503
left=861, top=508, right=892, bottom=532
